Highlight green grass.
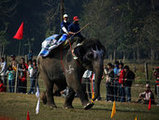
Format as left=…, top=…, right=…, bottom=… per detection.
left=0, top=91, right=159, bottom=120
left=1, top=62, right=158, bottom=120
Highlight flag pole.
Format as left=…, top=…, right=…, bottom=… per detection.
left=18, top=40, right=21, bottom=56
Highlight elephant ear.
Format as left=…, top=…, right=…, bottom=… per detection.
left=73, top=46, right=86, bottom=60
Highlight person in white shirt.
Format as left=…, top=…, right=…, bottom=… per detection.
left=27, top=60, right=35, bottom=94
left=82, top=70, right=93, bottom=99
left=0, top=57, right=7, bottom=91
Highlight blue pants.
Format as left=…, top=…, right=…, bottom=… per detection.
left=119, top=84, right=125, bottom=102
left=9, top=79, right=15, bottom=93
left=28, top=77, right=35, bottom=94
left=125, top=86, right=131, bottom=102
left=58, top=34, right=67, bottom=43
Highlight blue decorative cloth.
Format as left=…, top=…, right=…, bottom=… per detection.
left=39, top=34, right=68, bottom=57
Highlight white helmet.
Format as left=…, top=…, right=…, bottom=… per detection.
left=63, top=14, right=68, bottom=18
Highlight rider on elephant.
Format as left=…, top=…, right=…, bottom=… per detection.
left=68, top=16, right=85, bottom=46
left=60, top=14, right=70, bottom=35
left=56, top=14, right=70, bottom=42
left=68, top=16, right=85, bottom=60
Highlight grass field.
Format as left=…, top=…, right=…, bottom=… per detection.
left=0, top=62, right=159, bottom=120
left=0, top=88, right=159, bottom=120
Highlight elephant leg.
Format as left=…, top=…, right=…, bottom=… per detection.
left=41, top=91, right=47, bottom=104
left=42, top=73, right=56, bottom=108
left=64, top=87, right=75, bottom=109
left=70, top=81, right=94, bottom=110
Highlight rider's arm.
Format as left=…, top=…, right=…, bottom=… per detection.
left=68, top=24, right=76, bottom=35
left=62, top=27, right=69, bottom=34
left=68, top=31, right=75, bottom=35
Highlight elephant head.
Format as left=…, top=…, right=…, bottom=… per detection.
left=74, top=39, right=105, bottom=101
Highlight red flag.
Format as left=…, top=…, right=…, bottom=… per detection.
left=148, top=98, right=151, bottom=110
left=26, top=111, right=30, bottom=120
left=13, top=22, right=24, bottom=40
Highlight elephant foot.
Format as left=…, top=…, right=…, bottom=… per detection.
left=84, top=102, right=94, bottom=110
left=47, top=104, right=57, bottom=109
left=41, top=91, right=47, bottom=104
left=64, top=105, right=74, bottom=109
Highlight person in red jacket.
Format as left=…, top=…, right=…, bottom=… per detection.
left=118, top=62, right=126, bottom=102
left=0, top=80, right=5, bottom=92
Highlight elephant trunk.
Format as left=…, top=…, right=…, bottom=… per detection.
left=92, top=58, right=104, bottom=101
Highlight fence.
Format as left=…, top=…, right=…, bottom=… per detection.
left=0, top=73, right=158, bottom=103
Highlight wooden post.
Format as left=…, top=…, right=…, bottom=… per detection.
left=145, top=62, right=149, bottom=82
left=60, top=0, right=64, bottom=23
left=14, top=64, right=19, bottom=93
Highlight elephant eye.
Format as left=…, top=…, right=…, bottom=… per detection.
left=87, top=52, right=94, bottom=59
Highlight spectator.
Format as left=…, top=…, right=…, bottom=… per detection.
left=123, top=65, right=135, bottom=102
left=10, top=55, right=18, bottom=71
left=154, top=67, right=159, bottom=106
left=27, top=50, right=33, bottom=62
left=0, top=80, right=5, bottom=92
left=32, top=59, right=38, bottom=86
left=118, top=62, right=125, bottom=102
left=28, top=60, right=35, bottom=94
left=82, top=70, right=92, bottom=99
left=6, top=65, right=15, bottom=93
left=104, top=63, right=114, bottom=102
left=113, top=61, right=120, bottom=101
left=18, top=64, right=27, bottom=93
left=19, top=57, right=28, bottom=70
left=137, top=84, right=155, bottom=104
left=0, top=57, right=7, bottom=92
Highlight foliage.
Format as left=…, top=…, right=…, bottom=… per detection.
left=81, top=0, right=159, bottom=60
left=0, top=0, right=159, bottom=60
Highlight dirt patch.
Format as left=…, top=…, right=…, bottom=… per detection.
left=0, top=116, right=15, bottom=120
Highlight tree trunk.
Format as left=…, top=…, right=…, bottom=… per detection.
left=122, top=51, right=126, bottom=62
left=109, top=54, right=113, bottom=61
left=133, top=51, right=136, bottom=60
left=113, top=49, right=116, bottom=61
left=155, top=51, right=159, bottom=60
left=2, top=45, right=5, bottom=57
left=60, top=0, right=64, bottom=23
left=151, top=0, right=155, bottom=10
left=0, top=45, right=2, bottom=57
left=137, top=46, right=140, bottom=62
left=151, top=48, right=155, bottom=61
left=145, top=62, right=149, bottom=82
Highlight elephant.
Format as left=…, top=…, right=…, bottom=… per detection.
left=37, top=37, right=105, bottom=110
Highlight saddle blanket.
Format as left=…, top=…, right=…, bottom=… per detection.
left=38, top=34, right=67, bottom=57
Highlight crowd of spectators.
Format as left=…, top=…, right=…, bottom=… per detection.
left=0, top=52, right=38, bottom=94
left=0, top=55, right=158, bottom=105
left=104, top=61, right=135, bottom=102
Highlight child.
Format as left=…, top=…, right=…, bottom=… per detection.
left=6, top=65, right=15, bottom=92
